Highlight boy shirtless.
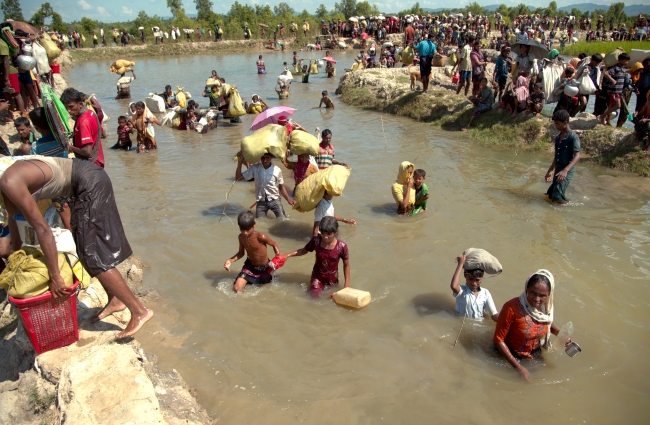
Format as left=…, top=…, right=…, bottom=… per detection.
left=318, top=90, right=335, bottom=109
left=224, top=211, right=281, bottom=292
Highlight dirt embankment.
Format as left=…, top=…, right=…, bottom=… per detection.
left=336, top=64, right=650, bottom=177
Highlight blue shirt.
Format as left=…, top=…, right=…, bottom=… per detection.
left=30, top=134, right=68, bottom=158
left=415, top=39, right=436, bottom=57
left=495, top=56, right=511, bottom=78
left=554, top=131, right=580, bottom=166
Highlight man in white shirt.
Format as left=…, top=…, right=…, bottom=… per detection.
left=236, top=153, right=295, bottom=218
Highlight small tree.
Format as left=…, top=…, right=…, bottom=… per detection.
left=1, top=0, right=24, bottom=21
left=334, top=0, right=357, bottom=18
left=315, top=4, right=328, bottom=19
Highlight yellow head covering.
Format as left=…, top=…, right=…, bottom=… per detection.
left=628, top=62, right=643, bottom=84
left=391, top=161, right=415, bottom=206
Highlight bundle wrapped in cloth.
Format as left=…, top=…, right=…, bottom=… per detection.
left=0, top=246, right=74, bottom=298
left=289, top=130, right=319, bottom=156
left=206, top=77, right=222, bottom=87
left=293, top=165, right=350, bottom=212
left=228, top=86, right=246, bottom=118
left=109, top=59, right=135, bottom=74
left=241, top=124, right=287, bottom=164
left=176, top=87, right=187, bottom=108
left=462, top=248, right=502, bottom=275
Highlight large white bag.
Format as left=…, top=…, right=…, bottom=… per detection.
left=145, top=93, right=165, bottom=113
left=576, top=74, right=597, bottom=95
left=32, top=42, right=51, bottom=75
left=462, top=248, right=502, bottom=275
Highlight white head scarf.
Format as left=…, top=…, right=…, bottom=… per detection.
left=519, top=269, right=554, bottom=349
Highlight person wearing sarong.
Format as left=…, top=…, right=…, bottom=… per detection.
left=131, top=101, right=160, bottom=153
left=0, top=157, right=153, bottom=339
left=391, top=161, right=415, bottom=215
left=545, top=110, right=580, bottom=204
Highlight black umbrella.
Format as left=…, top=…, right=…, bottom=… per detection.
left=512, top=38, right=549, bottom=60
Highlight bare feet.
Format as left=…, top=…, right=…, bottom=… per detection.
left=116, top=308, right=154, bottom=339
left=92, top=297, right=127, bottom=323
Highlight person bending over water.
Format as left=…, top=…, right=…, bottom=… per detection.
left=0, top=158, right=153, bottom=339
left=224, top=211, right=281, bottom=292
left=493, top=270, right=572, bottom=382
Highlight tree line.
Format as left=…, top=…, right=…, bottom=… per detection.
left=0, top=0, right=643, bottom=45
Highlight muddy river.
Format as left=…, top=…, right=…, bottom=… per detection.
left=68, top=51, right=650, bottom=424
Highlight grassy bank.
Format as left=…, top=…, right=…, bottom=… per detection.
left=562, top=41, right=650, bottom=57
left=338, top=69, right=650, bottom=176
left=340, top=85, right=551, bottom=152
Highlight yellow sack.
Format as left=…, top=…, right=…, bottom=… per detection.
left=171, top=113, right=181, bottom=128
left=39, top=32, right=61, bottom=61
left=81, top=34, right=86, bottom=42
left=109, top=60, right=135, bottom=73
left=448, top=51, right=457, bottom=67
left=0, top=247, right=73, bottom=299
left=176, top=87, right=187, bottom=108
left=293, top=165, right=350, bottom=212
left=289, top=130, right=319, bottom=156
left=604, top=47, right=625, bottom=68
left=228, top=86, right=246, bottom=118
left=72, top=260, right=91, bottom=289
left=241, top=124, right=287, bottom=164
left=206, top=77, right=221, bottom=87
left=400, top=46, right=414, bottom=65
left=247, top=104, right=263, bottom=114
left=309, top=60, right=319, bottom=74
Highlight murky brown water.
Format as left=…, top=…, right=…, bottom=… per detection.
left=69, top=52, right=650, bottom=424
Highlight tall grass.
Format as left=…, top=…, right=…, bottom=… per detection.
left=562, top=41, right=650, bottom=57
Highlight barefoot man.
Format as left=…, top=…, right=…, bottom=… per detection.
left=0, top=157, right=153, bottom=339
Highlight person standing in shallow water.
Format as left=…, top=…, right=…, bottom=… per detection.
left=545, top=110, right=580, bottom=204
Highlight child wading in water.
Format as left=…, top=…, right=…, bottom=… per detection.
left=283, top=216, right=350, bottom=298
left=450, top=253, right=499, bottom=321
left=224, top=211, right=281, bottom=293
left=318, top=90, right=335, bottom=109
left=411, top=169, right=429, bottom=215
left=545, top=110, right=580, bottom=204
left=111, top=115, right=134, bottom=151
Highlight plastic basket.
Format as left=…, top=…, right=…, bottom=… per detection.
left=9, top=279, right=80, bottom=354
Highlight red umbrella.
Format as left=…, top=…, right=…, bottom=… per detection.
left=258, top=23, right=269, bottom=28
left=322, top=56, right=337, bottom=64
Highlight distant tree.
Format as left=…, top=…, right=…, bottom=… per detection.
left=356, top=1, right=372, bottom=17
left=334, top=0, right=357, bottom=18
left=79, top=16, right=97, bottom=35
left=548, top=1, right=557, bottom=13
left=194, top=0, right=217, bottom=23
left=273, top=2, right=294, bottom=17
left=605, top=2, right=626, bottom=27
left=30, top=2, right=66, bottom=33
left=167, top=0, right=184, bottom=18
left=315, top=4, right=328, bottom=19
left=496, top=4, right=509, bottom=15
left=1, top=0, right=23, bottom=21
left=465, top=2, right=485, bottom=16
left=570, top=8, right=582, bottom=19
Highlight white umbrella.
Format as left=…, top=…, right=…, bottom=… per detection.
left=378, top=15, right=385, bottom=20
left=349, top=17, right=358, bottom=22
left=358, top=16, right=365, bottom=20
left=456, top=13, right=463, bottom=17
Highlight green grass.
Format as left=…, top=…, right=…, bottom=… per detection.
left=29, top=386, right=57, bottom=414
left=562, top=41, right=650, bottom=57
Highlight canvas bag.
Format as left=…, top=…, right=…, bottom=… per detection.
left=462, top=248, right=502, bottom=275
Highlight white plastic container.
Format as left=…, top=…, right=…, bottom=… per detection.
left=332, top=288, right=371, bottom=309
